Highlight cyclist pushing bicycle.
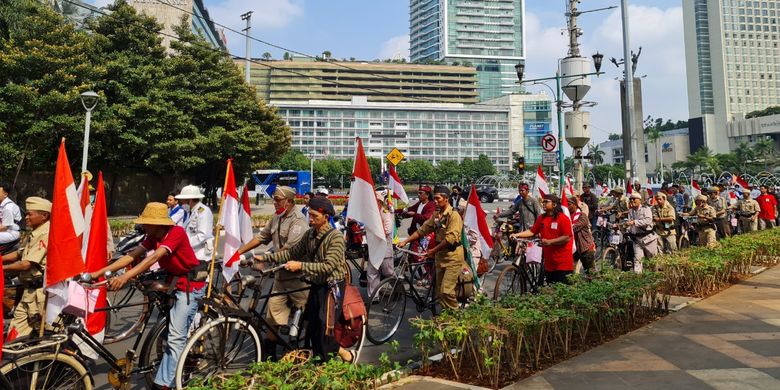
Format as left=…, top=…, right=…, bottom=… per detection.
left=510, top=194, right=574, bottom=285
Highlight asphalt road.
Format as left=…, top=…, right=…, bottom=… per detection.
left=92, top=199, right=514, bottom=389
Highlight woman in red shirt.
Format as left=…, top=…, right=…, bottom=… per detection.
left=511, top=194, right=574, bottom=284
left=756, top=185, right=778, bottom=230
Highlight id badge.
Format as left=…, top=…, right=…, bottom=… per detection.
left=551, top=222, right=558, bottom=230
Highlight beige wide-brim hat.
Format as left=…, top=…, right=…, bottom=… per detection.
left=134, top=202, right=174, bottom=226
left=175, top=185, right=205, bottom=200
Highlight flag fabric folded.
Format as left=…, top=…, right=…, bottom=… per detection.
left=691, top=180, right=702, bottom=199
left=219, top=159, right=246, bottom=283
left=535, top=166, right=549, bottom=198
left=45, top=140, right=86, bottom=324
left=463, top=185, right=493, bottom=269
left=387, top=164, right=409, bottom=204
left=346, top=138, right=387, bottom=269
left=239, top=183, right=254, bottom=246
left=561, top=186, right=577, bottom=254
left=732, top=174, right=750, bottom=190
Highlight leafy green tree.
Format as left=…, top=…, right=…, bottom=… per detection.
left=472, top=154, right=497, bottom=178
left=397, top=159, right=434, bottom=184
left=608, top=133, right=622, bottom=141
left=591, top=164, right=625, bottom=184
left=278, top=149, right=310, bottom=171
left=588, top=144, right=605, bottom=166
left=0, top=0, right=102, bottom=184
left=435, top=160, right=460, bottom=183
left=746, top=106, right=780, bottom=119
left=262, top=52, right=272, bottom=60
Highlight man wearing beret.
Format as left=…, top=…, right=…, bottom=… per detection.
left=1, top=196, right=51, bottom=337
left=398, top=185, right=465, bottom=310
left=685, top=195, right=718, bottom=248
left=236, top=186, right=308, bottom=360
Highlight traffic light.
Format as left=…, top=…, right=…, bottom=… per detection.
left=517, top=157, right=525, bottom=173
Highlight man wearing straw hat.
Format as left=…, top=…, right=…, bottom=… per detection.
left=90, top=202, right=205, bottom=389
left=1, top=196, right=51, bottom=338
left=175, top=185, right=214, bottom=263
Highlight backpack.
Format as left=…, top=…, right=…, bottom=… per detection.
left=334, top=284, right=366, bottom=348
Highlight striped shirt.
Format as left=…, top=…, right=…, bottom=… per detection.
left=264, top=225, right=347, bottom=285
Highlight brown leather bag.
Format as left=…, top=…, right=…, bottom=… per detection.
left=334, top=284, right=366, bottom=348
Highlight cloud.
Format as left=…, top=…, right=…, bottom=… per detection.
left=378, top=34, right=410, bottom=60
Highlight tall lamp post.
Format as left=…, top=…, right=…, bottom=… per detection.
left=515, top=53, right=603, bottom=190
left=80, top=91, right=99, bottom=175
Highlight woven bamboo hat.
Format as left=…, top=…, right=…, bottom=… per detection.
left=133, top=202, right=174, bottom=226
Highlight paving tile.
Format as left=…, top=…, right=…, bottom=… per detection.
left=541, top=370, right=712, bottom=390
left=687, top=368, right=780, bottom=389
left=548, top=343, right=678, bottom=373
left=757, top=367, right=780, bottom=380
left=730, top=339, right=780, bottom=359
left=685, top=334, right=780, bottom=368
left=633, top=334, right=747, bottom=370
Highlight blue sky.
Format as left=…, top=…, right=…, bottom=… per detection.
left=89, top=0, right=689, bottom=146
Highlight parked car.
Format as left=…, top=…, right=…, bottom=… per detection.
left=476, top=185, right=498, bottom=203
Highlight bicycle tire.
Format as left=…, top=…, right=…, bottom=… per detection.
left=601, top=247, right=621, bottom=270
left=493, top=266, right=523, bottom=300
left=103, top=283, right=150, bottom=344
left=0, top=350, right=93, bottom=389
left=139, top=317, right=168, bottom=388
left=524, top=261, right=544, bottom=294
left=366, top=277, right=407, bottom=345
left=486, top=242, right=502, bottom=273
left=175, top=316, right=261, bottom=390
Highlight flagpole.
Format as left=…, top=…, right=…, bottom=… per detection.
left=206, top=159, right=232, bottom=299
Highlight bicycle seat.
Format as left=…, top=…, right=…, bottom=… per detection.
left=140, top=279, right=170, bottom=293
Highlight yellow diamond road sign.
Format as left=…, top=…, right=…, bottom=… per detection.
left=386, top=148, right=405, bottom=166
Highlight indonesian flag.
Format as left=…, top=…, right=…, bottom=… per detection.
left=83, top=172, right=109, bottom=346
left=219, top=159, right=248, bottom=283
left=239, top=183, right=254, bottom=246
left=732, top=174, right=750, bottom=190
left=566, top=176, right=574, bottom=197
left=347, top=138, right=387, bottom=269
left=561, top=186, right=577, bottom=254
left=387, top=164, right=409, bottom=204
left=691, top=180, right=702, bottom=199
left=77, top=175, right=93, bottom=259
left=535, top=166, right=549, bottom=198
left=46, top=139, right=86, bottom=324
left=463, top=185, right=493, bottom=266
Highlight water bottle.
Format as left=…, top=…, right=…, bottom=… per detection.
left=289, top=308, right=302, bottom=337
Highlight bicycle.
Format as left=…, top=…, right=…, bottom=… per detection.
left=1, top=274, right=178, bottom=389
left=592, top=211, right=615, bottom=259
left=492, top=238, right=542, bottom=300
left=678, top=215, right=698, bottom=249
left=174, top=261, right=366, bottom=389
left=599, top=224, right=653, bottom=272
left=366, top=246, right=472, bottom=345
left=486, top=220, right=520, bottom=273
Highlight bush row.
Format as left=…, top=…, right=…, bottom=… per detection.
left=647, top=228, right=780, bottom=297
left=412, top=271, right=666, bottom=388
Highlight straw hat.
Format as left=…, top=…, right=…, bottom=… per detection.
left=175, top=185, right=205, bottom=200
left=133, top=202, right=174, bottom=226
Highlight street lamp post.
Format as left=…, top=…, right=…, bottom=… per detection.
left=80, top=91, right=99, bottom=175
left=515, top=55, right=603, bottom=190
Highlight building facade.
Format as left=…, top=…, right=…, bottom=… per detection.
left=683, top=0, right=780, bottom=153
left=597, top=128, right=691, bottom=178
left=727, top=112, right=780, bottom=149
left=244, top=58, right=479, bottom=104
left=410, top=0, right=526, bottom=101
left=481, top=93, right=553, bottom=166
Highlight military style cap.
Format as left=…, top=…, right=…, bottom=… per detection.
left=611, top=187, right=624, bottom=194
left=695, top=195, right=708, bottom=202
left=629, top=192, right=642, bottom=200
left=26, top=197, right=52, bottom=212
left=655, top=192, right=667, bottom=199
left=273, top=186, right=296, bottom=200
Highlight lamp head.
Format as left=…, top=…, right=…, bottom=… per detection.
left=80, top=91, right=99, bottom=111
left=515, top=60, right=525, bottom=83
left=592, top=52, right=603, bottom=73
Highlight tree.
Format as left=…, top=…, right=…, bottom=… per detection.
left=435, top=160, right=460, bottom=183
left=608, top=133, right=622, bottom=141
left=397, top=159, right=434, bottom=184
left=322, top=50, right=332, bottom=61
left=591, top=164, right=625, bottom=184
left=282, top=52, right=290, bottom=60
left=261, top=52, right=272, bottom=60
left=472, top=155, right=497, bottom=178
left=278, top=149, right=310, bottom=171
left=746, top=106, right=780, bottom=119
left=588, top=144, right=605, bottom=166
left=755, top=137, right=775, bottom=171
left=734, top=142, right=756, bottom=172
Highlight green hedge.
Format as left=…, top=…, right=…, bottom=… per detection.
left=647, top=228, right=780, bottom=297
left=412, top=271, right=666, bottom=388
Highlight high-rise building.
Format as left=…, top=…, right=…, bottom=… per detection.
left=683, top=0, right=780, bottom=153
left=409, top=0, right=525, bottom=101
left=243, top=57, right=479, bottom=104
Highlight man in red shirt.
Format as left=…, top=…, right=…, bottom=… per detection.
left=757, top=185, right=777, bottom=230
left=91, top=202, right=204, bottom=390
left=512, top=194, right=573, bottom=284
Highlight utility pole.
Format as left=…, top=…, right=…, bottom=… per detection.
left=620, top=0, right=638, bottom=186
left=241, top=11, right=253, bottom=84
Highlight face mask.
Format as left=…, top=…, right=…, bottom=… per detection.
left=275, top=203, right=288, bottom=215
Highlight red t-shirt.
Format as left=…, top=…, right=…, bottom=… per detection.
left=530, top=213, right=574, bottom=272
left=142, top=226, right=205, bottom=292
left=756, top=194, right=777, bottom=221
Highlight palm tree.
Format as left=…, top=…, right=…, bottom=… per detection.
left=755, top=137, right=775, bottom=171
left=588, top=144, right=605, bottom=166
left=734, top=142, right=755, bottom=172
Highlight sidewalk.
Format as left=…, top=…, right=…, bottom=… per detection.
left=388, top=266, right=780, bottom=390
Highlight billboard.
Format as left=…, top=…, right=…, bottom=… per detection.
left=524, top=122, right=551, bottom=165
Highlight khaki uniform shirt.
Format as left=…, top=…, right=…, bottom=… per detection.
left=708, top=196, right=728, bottom=219
left=612, top=196, right=629, bottom=217
left=652, top=202, right=677, bottom=236
left=692, top=205, right=717, bottom=231
left=256, top=207, right=307, bottom=252
left=18, top=221, right=50, bottom=285
left=738, top=198, right=760, bottom=219
left=417, top=205, right=464, bottom=268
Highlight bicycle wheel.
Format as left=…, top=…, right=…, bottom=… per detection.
left=366, top=277, right=407, bottom=345
left=1, top=351, right=93, bottom=389
left=175, top=316, right=261, bottom=390
left=493, top=266, right=523, bottom=300
left=486, top=242, right=502, bottom=273
left=601, top=247, right=621, bottom=270
left=139, top=317, right=168, bottom=388
left=524, top=261, right=544, bottom=294
left=104, top=283, right=150, bottom=344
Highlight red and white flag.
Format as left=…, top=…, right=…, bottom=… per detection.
left=535, top=166, right=549, bottom=198
left=561, top=186, right=577, bottom=254
left=566, top=176, right=574, bottom=196
left=83, top=172, right=109, bottom=344
left=46, top=139, right=86, bottom=324
left=387, top=164, right=409, bottom=204
left=77, top=175, right=93, bottom=258
left=347, top=138, right=387, bottom=269
left=691, top=180, right=702, bottom=199
left=463, top=185, right=493, bottom=259
left=732, top=174, right=750, bottom=190
left=219, top=159, right=249, bottom=283
left=239, top=183, right=254, bottom=245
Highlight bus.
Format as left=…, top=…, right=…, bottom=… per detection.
left=251, top=170, right=312, bottom=197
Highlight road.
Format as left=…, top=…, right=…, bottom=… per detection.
left=92, top=198, right=515, bottom=389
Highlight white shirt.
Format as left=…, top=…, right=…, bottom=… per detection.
left=185, top=201, right=214, bottom=261
left=1, top=197, right=21, bottom=231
